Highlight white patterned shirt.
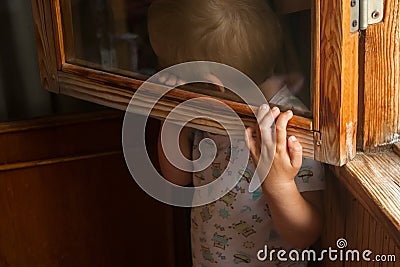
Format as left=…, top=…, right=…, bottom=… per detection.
left=190, top=88, right=325, bottom=266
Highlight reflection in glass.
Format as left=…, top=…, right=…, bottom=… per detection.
left=62, top=0, right=157, bottom=75
left=61, top=0, right=312, bottom=116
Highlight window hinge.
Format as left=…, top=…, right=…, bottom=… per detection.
left=350, top=0, right=384, bottom=33
left=314, top=131, right=322, bottom=147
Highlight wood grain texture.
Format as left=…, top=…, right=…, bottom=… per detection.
left=320, top=170, right=346, bottom=267
left=60, top=64, right=313, bottom=125
left=322, top=168, right=399, bottom=267
left=311, top=0, right=320, bottom=131
left=59, top=0, right=76, bottom=61
left=31, top=0, right=62, bottom=93
left=361, top=0, right=400, bottom=151
left=394, top=143, right=400, bottom=157
left=32, top=0, right=372, bottom=163
left=0, top=110, right=123, bottom=165
left=0, top=113, right=175, bottom=267
left=333, top=152, right=400, bottom=248
left=0, top=151, right=121, bottom=172
left=58, top=64, right=315, bottom=158
left=0, top=153, right=175, bottom=267
left=315, top=0, right=359, bottom=166
left=53, top=0, right=65, bottom=66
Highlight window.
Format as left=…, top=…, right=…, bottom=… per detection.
left=31, top=0, right=359, bottom=166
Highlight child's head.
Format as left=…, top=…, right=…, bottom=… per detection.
left=148, top=0, right=282, bottom=85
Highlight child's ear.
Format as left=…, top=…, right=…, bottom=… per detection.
left=204, top=73, right=225, bottom=93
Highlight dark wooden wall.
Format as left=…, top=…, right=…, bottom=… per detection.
left=0, top=111, right=398, bottom=266
left=322, top=169, right=399, bottom=267
left=0, top=111, right=175, bottom=267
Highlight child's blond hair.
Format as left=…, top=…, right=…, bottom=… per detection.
left=148, top=0, right=282, bottom=84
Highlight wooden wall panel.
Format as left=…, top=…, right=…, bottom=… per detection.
left=0, top=112, right=175, bottom=267
left=0, top=111, right=122, bottom=166
left=360, top=0, right=400, bottom=150
left=321, top=170, right=346, bottom=267
left=0, top=153, right=175, bottom=267
left=322, top=169, right=399, bottom=267
left=334, top=153, right=400, bottom=248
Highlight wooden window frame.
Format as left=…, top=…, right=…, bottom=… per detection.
left=31, top=0, right=359, bottom=166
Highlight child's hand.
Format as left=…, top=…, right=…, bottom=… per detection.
left=156, top=73, right=186, bottom=87
left=156, top=72, right=225, bottom=92
left=245, top=106, right=303, bottom=191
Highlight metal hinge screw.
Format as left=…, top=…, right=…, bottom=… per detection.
left=351, top=0, right=384, bottom=32
left=371, top=10, right=380, bottom=19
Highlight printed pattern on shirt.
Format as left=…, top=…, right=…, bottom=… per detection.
left=191, top=131, right=325, bottom=266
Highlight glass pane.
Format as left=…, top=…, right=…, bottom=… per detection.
left=62, top=0, right=156, bottom=76
left=61, top=0, right=313, bottom=117
left=278, top=9, right=312, bottom=114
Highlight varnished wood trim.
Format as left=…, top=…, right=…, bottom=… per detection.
left=60, top=64, right=313, bottom=129
left=0, top=110, right=122, bottom=134
left=333, top=152, right=400, bottom=247
left=59, top=0, right=75, bottom=61
left=53, top=0, right=65, bottom=66
left=32, top=0, right=317, bottom=159
left=31, top=0, right=363, bottom=165
left=322, top=168, right=400, bottom=267
left=0, top=111, right=123, bottom=166
left=311, top=0, right=320, bottom=131
left=58, top=65, right=315, bottom=158
left=361, top=0, right=400, bottom=151
left=31, top=0, right=61, bottom=92
left=0, top=151, right=121, bottom=172
left=394, top=143, right=400, bottom=157
left=316, top=0, right=358, bottom=166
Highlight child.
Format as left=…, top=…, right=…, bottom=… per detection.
left=148, top=0, right=325, bottom=266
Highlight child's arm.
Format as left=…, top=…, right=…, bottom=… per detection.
left=245, top=106, right=323, bottom=249
left=157, top=121, right=193, bottom=186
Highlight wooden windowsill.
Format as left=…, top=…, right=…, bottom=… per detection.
left=333, top=150, right=400, bottom=247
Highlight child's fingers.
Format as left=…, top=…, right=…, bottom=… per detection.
left=270, top=106, right=280, bottom=120
left=205, top=73, right=225, bottom=92
left=275, top=110, right=293, bottom=153
left=158, top=73, right=169, bottom=84
left=157, top=73, right=185, bottom=87
left=256, top=105, right=269, bottom=148
left=257, top=106, right=279, bottom=146
left=288, top=136, right=303, bottom=169
left=166, top=75, right=178, bottom=86
left=245, top=127, right=258, bottom=162
left=258, top=106, right=280, bottom=127
left=257, top=104, right=270, bottom=122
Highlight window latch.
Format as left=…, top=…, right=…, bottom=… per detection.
left=350, top=0, right=384, bottom=33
